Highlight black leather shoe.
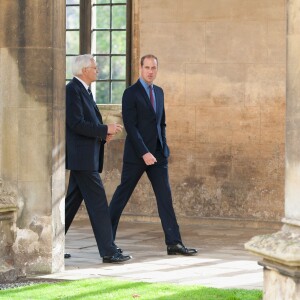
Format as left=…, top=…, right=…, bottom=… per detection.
left=103, top=252, right=132, bottom=263
left=112, top=242, right=123, bottom=253
left=64, top=253, right=71, bottom=259
left=116, top=247, right=123, bottom=254
left=167, top=244, right=197, bottom=256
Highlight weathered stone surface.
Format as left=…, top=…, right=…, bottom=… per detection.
left=285, top=0, right=300, bottom=223
left=178, top=0, right=285, bottom=22
left=12, top=217, right=53, bottom=274
left=128, top=0, right=286, bottom=224
left=264, top=268, right=300, bottom=300
left=0, top=0, right=65, bottom=276
left=244, top=1, right=300, bottom=299
left=186, top=64, right=245, bottom=107
left=245, top=230, right=300, bottom=266
left=206, top=22, right=268, bottom=63
left=0, top=264, right=18, bottom=282
left=140, top=22, right=205, bottom=63
left=0, top=180, right=17, bottom=281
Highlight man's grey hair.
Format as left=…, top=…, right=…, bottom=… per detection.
left=72, top=54, right=94, bottom=76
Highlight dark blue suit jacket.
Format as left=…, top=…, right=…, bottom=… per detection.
left=66, top=77, right=108, bottom=172
left=122, top=79, right=170, bottom=164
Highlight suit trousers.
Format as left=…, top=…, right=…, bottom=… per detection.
left=65, top=170, right=116, bottom=257
left=109, top=146, right=182, bottom=246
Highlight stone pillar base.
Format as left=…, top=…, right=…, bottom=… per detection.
left=0, top=181, right=17, bottom=281
left=0, top=263, right=18, bottom=282
left=261, top=263, right=300, bottom=300
left=245, top=223, right=300, bottom=300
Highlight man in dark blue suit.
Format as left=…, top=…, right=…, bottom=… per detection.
left=109, top=54, right=197, bottom=256
left=65, top=54, right=131, bottom=263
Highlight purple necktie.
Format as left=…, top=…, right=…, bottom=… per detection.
left=149, top=85, right=155, bottom=109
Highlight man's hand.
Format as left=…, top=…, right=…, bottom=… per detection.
left=107, top=123, right=123, bottom=135
left=106, top=134, right=114, bottom=143
left=142, top=152, right=157, bottom=165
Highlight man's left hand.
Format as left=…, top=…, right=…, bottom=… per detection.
left=106, top=134, right=114, bottom=143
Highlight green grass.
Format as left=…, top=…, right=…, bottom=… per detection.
left=0, top=278, right=262, bottom=300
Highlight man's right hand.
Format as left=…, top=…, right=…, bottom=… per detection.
left=107, top=123, right=123, bottom=135
left=142, top=152, right=157, bottom=165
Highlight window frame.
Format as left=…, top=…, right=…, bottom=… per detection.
left=66, top=0, right=131, bottom=104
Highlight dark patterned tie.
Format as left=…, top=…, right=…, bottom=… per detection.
left=87, top=87, right=95, bottom=102
left=87, top=88, right=101, bottom=119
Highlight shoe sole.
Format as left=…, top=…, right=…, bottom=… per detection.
left=167, top=251, right=197, bottom=256
left=102, top=256, right=132, bottom=263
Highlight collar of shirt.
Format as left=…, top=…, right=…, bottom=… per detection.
left=75, top=76, right=90, bottom=92
left=139, top=77, right=153, bottom=97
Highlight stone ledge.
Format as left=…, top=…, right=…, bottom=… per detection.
left=76, top=206, right=281, bottom=229
left=259, top=259, right=300, bottom=278
left=0, top=207, right=17, bottom=213
left=245, top=230, right=300, bottom=267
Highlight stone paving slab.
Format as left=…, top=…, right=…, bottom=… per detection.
left=40, top=219, right=278, bottom=290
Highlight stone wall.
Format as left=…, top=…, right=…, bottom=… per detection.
left=102, top=0, right=286, bottom=227
left=0, top=1, right=65, bottom=276
left=0, top=180, right=17, bottom=281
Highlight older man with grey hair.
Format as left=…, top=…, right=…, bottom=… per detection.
left=65, top=54, right=131, bottom=263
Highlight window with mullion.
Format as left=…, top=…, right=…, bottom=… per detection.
left=92, top=1, right=127, bottom=104
left=66, top=0, right=80, bottom=81
left=66, top=0, right=129, bottom=104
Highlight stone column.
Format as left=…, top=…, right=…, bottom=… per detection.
left=245, top=0, right=300, bottom=299
left=0, top=1, right=65, bottom=276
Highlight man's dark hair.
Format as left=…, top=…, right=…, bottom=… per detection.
left=140, top=54, right=158, bottom=66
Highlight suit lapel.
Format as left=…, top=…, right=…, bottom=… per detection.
left=73, top=78, right=103, bottom=124
left=86, top=89, right=101, bottom=115
left=88, top=95, right=103, bottom=124
left=92, top=100, right=103, bottom=123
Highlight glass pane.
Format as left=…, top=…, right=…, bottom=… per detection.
left=95, top=56, right=110, bottom=80
left=112, top=0, right=126, bottom=3
left=93, top=31, right=110, bottom=54
left=111, top=56, right=126, bottom=80
left=112, top=5, right=126, bottom=29
left=66, top=56, right=75, bottom=79
left=95, top=82, right=110, bottom=104
left=66, top=6, right=79, bottom=29
left=95, top=6, right=110, bottom=29
left=95, top=0, right=110, bottom=3
left=66, top=0, right=79, bottom=4
left=111, top=82, right=125, bottom=104
left=66, top=31, right=79, bottom=54
left=111, top=31, right=126, bottom=54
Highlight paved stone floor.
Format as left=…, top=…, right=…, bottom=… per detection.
left=41, top=219, right=278, bottom=290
